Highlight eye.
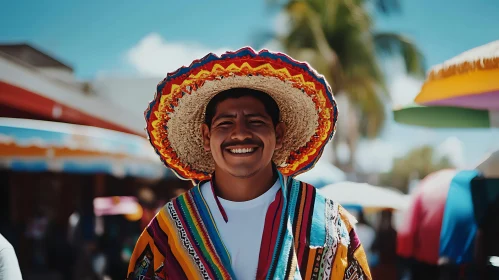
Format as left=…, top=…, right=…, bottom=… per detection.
left=250, top=120, right=265, bottom=125
left=217, top=121, right=233, bottom=127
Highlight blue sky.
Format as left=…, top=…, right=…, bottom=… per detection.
left=2, top=0, right=497, bottom=78
left=0, top=0, right=276, bottom=78
left=1, top=0, right=499, bottom=172
left=375, top=0, right=499, bottom=69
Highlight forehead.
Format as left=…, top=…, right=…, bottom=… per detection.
left=214, top=96, right=268, bottom=115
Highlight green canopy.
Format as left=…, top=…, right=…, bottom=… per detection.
left=393, top=104, right=491, bottom=128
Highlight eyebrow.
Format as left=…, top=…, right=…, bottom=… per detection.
left=245, top=113, right=270, bottom=119
left=212, top=113, right=270, bottom=123
left=212, top=113, right=236, bottom=123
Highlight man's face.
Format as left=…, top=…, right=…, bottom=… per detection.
left=201, top=96, right=285, bottom=178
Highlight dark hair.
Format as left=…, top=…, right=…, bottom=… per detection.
left=204, top=88, right=280, bottom=128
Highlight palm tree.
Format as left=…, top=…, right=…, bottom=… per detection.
left=379, top=145, right=454, bottom=193
left=268, top=0, right=425, bottom=173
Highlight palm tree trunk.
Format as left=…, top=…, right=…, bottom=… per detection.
left=304, top=7, right=343, bottom=93
left=331, top=94, right=359, bottom=175
left=344, top=106, right=360, bottom=173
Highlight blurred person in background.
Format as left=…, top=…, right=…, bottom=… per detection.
left=371, top=210, right=397, bottom=280
left=137, top=187, right=161, bottom=231
left=70, top=198, right=101, bottom=280
left=101, top=215, right=134, bottom=280
left=474, top=195, right=499, bottom=279
left=46, top=222, right=73, bottom=280
left=0, top=233, right=23, bottom=280
left=127, top=48, right=372, bottom=280
left=25, top=206, right=50, bottom=270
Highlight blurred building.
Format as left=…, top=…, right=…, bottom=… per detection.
left=0, top=43, right=144, bottom=134
left=0, top=43, right=189, bottom=280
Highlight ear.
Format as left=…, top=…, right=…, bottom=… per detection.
left=201, top=123, right=211, bottom=152
left=274, top=121, right=286, bottom=150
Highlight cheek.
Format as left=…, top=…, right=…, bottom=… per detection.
left=259, top=131, right=277, bottom=147
left=209, top=131, right=226, bottom=149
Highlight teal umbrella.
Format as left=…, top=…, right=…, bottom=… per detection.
left=393, top=104, right=498, bottom=128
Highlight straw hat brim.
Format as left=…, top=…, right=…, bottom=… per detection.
left=145, top=47, right=337, bottom=182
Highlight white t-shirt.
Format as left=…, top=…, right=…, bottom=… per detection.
left=0, top=234, right=23, bottom=280
left=200, top=180, right=280, bottom=280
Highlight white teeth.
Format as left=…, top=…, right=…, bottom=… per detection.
left=229, top=148, right=255, bottom=154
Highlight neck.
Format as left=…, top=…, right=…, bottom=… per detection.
left=212, top=164, right=278, bottom=202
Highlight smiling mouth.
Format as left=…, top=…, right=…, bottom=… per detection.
left=227, top=147, right=257, bottom=154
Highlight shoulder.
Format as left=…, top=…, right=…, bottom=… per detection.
left=0, top=235, right=22, bottom=280
left=132, top=193, right=191, bottom=258
left=338, top=204, right=358, bottom=231
left=161, top=185, right=200, bottom=213
left=291, top=178, right=357, bottom=225
left=147, top=186, right=201, bottom=233
left=141, top=187, right=196, bottom=236
left=288, top=178, right=319, bottom=199
left=290, top=178, right=354, bottom=242
left=0, top=234, right=13, bottom=252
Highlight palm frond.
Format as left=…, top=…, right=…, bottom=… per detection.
left=374, top=32, right=426, bottom=76
left=285, top=1, right=344, bottom=92
left=372, top=0, right=400, bottom=15
left=269, top=0, right=423, bottom=139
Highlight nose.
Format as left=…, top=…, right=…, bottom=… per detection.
left=230, top=120, right=252, bottom=141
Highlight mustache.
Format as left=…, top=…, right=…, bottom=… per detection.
left=221, top=139, right=262, bottom=149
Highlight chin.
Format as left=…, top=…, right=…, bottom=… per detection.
left=227, top=167, right=261, bottom=178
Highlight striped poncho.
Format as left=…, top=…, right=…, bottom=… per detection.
left=127, top=173, right=371, bottom=279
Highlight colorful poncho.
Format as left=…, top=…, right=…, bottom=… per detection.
left=127, top=173, right=371, bottom=279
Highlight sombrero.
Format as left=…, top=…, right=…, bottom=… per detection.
left=145, top=47, right=338, bottom=182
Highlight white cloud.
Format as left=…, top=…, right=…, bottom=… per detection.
left=388, top=74, right=424, bottom=107
left=126, top=12, right=294, bottom=76
left=126, top=31, right=287, bottom=76
left=435, top=136, right=466, bottom=168
left=253, top=12, right=289, bottom=53
left=274, top=12, right=290, bottom=36
left=126, top=33, right=229, bottom=76
left=261, top=39, right=285, bottom=53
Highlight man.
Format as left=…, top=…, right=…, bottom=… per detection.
left=0, top=233, right=23, bottom=280
left=128, top=47, right=371, bottom=279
